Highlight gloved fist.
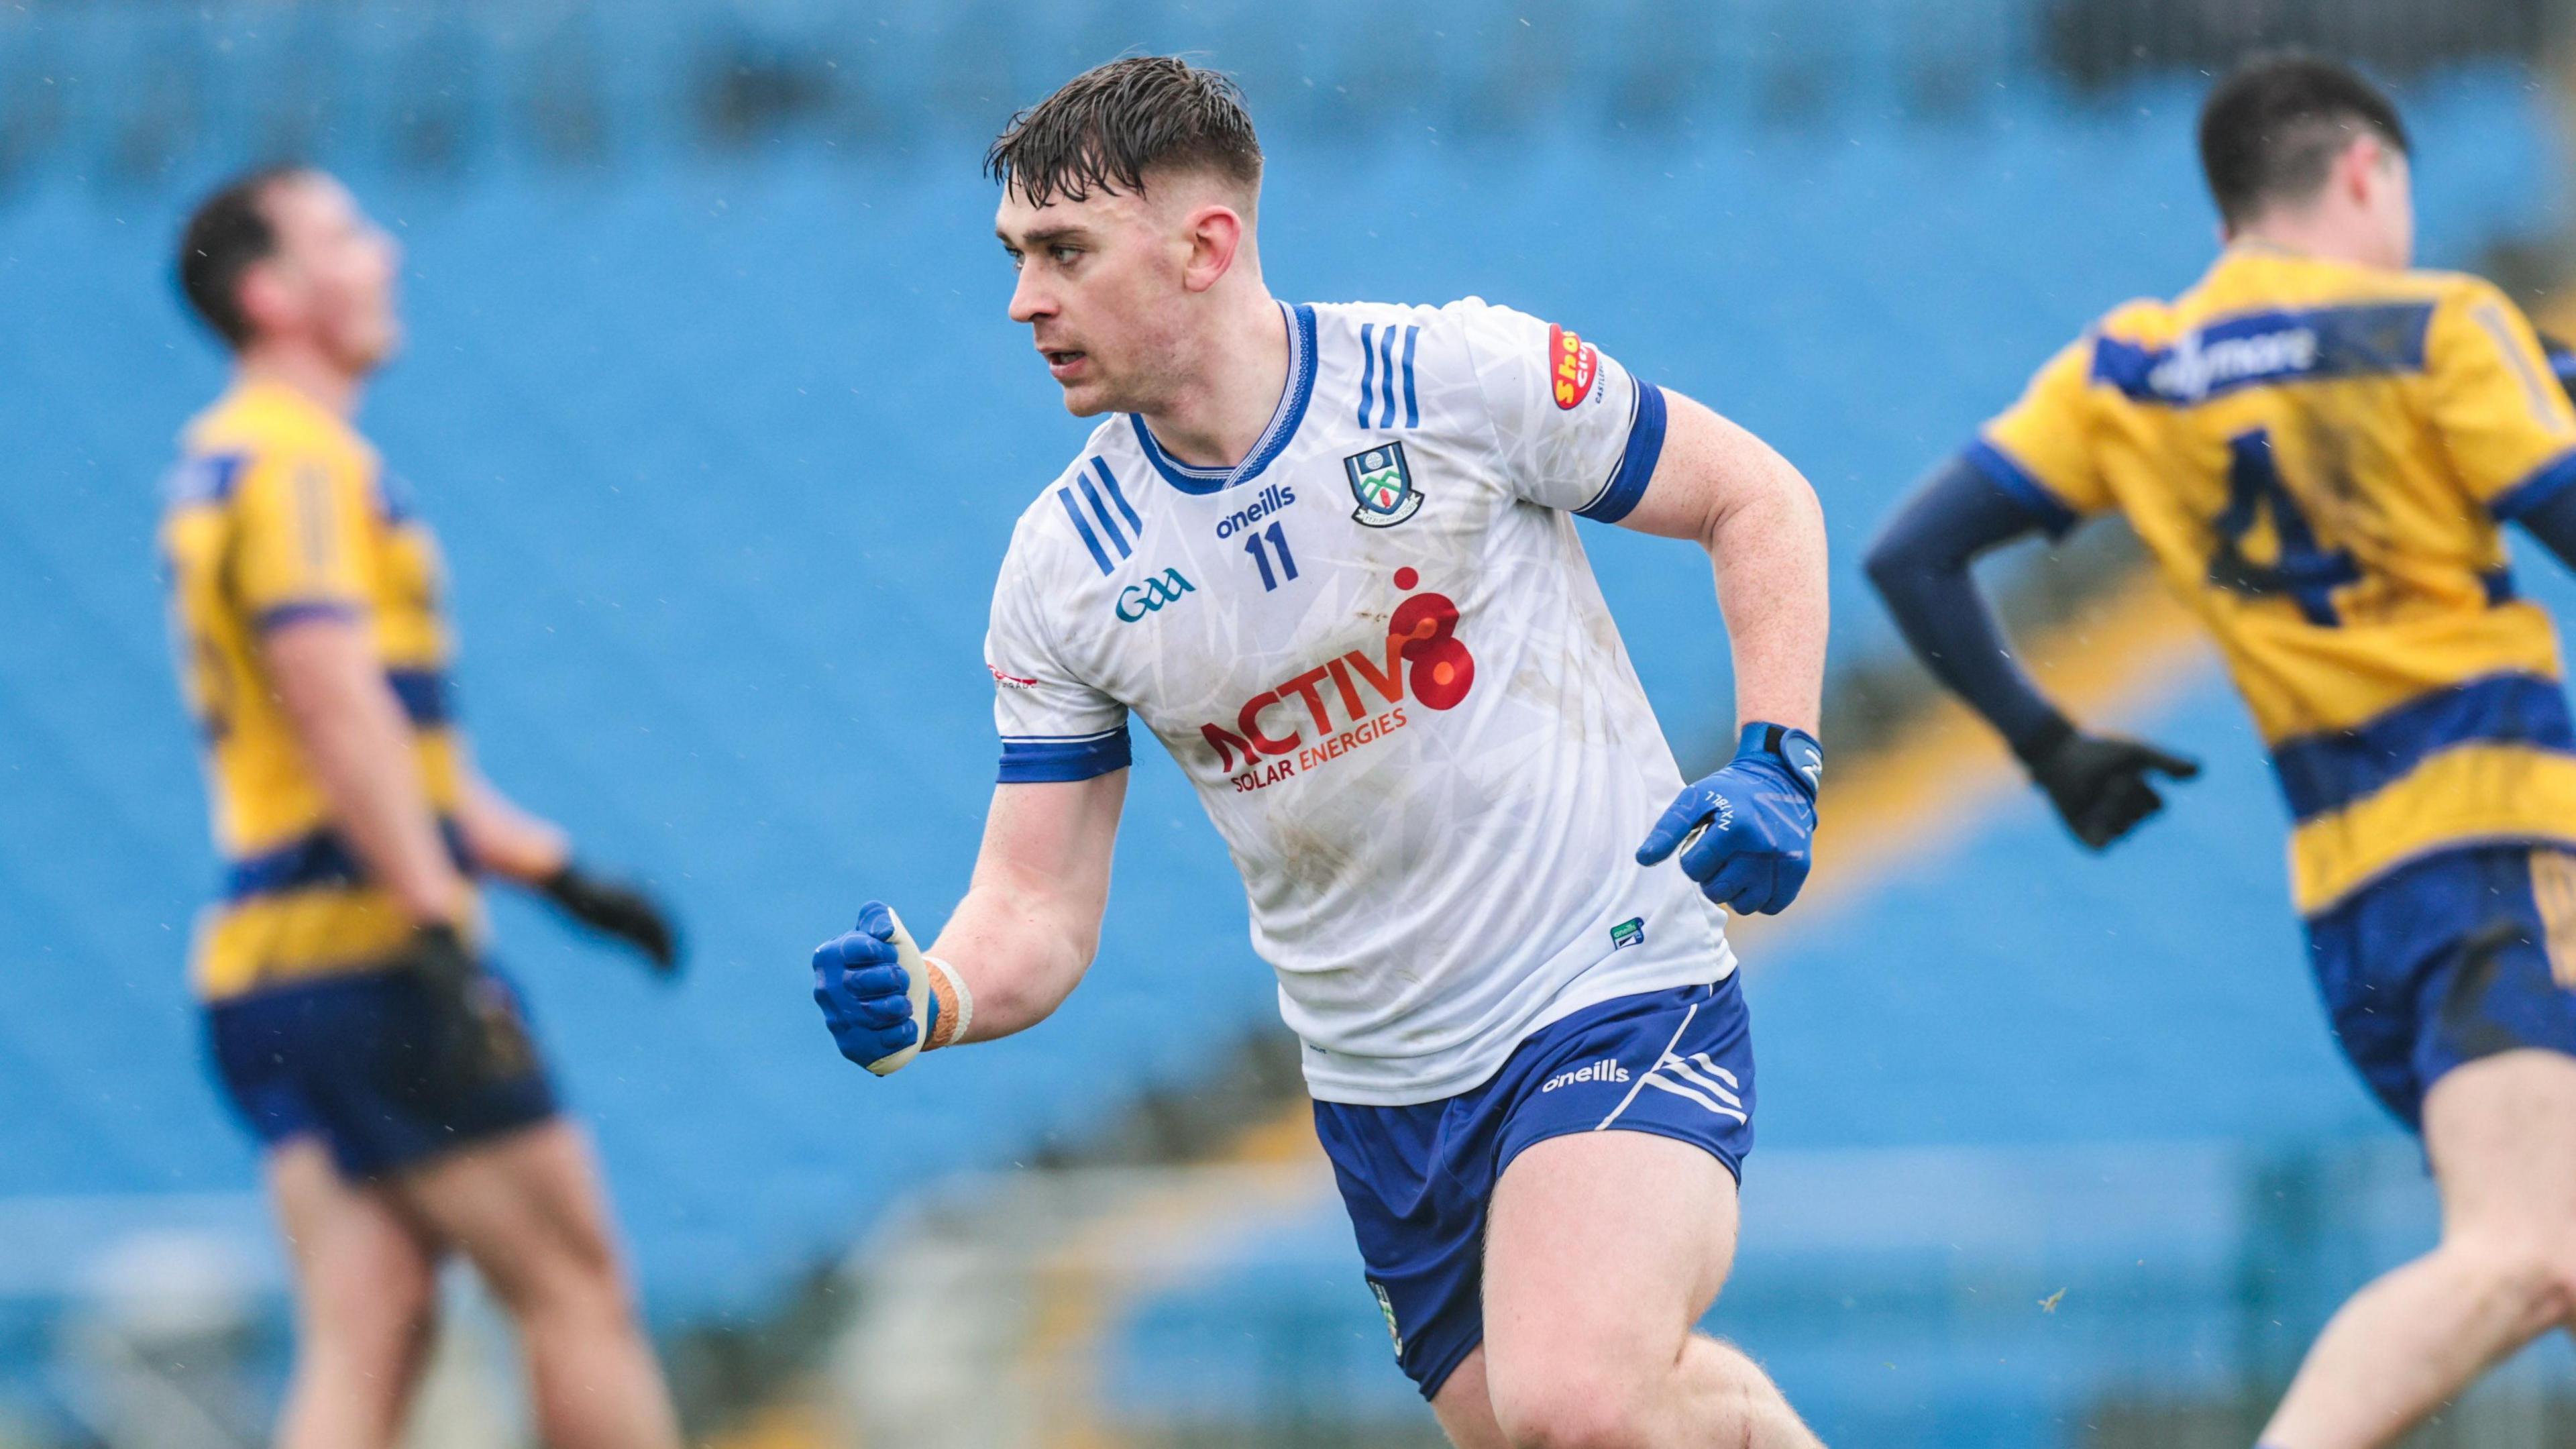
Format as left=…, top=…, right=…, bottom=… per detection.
left=812, top=902, right=938, bottom=1075
left=542, top=864, right=681, bottom=977
left=2020, top=720, right=2198, bottom=850
left=1637, top=723, right=1821, bottom=916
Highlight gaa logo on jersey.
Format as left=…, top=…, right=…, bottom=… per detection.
left=1344, top=442, right=1423, bottom=528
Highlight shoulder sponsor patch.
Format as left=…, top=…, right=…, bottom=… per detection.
left=1548, top=323, right=1598, bottom=410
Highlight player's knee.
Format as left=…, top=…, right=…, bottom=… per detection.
left=2447, top=1231, right=2576, bottom=1330
left=307, top=1263, right=437, bottom=1373
left=1489, top=1365, right=1656, bottom=1449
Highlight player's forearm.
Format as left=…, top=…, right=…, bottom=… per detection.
left=919, top=773, right=1126, bottom=1046
left=264, top=621, right=470, bottom=924
left=923, top=881, right=1101, bottom=1044
left=455, top=769, right=572, bottom=885
left=1687, top=417, right=1828, bottom=736
left=1864, top=455, right=2068, bottom=757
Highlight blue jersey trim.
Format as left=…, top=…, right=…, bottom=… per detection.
left=1401, top=324, right=1421, bottom=427
left=1130, top=302, right=1321, bottom=495
left=1357, top=323, right=1379, bottom=428
left=2091, top=302, right=2436, bottom=407
left=1076, top=473, right=1133, bottom=559
left=224, top=818, right=474, bottom=902
left=997, top=727, right=1132, bottom=784
left=384, top=668, right=453, bottom=729
left=1576, top=381, right=1669, bottom=524
left=1960, top=439, right=2080, bottom=539
left=2269, top=672, right=2576, bottom=822
left=252, top=600, right=365, bottom=632
left=1057, top=486, right=1116, bottom=575
left=2490, top=446, right=2576, bottom=521
left=1375, top=325, right=1400, bottom=429
left=1090, top=458, right=1143, bottom=534
left=162, top=452, right=249, bottom=508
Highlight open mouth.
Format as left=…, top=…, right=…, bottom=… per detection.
left=1042, top=348, right=1088, bottom=380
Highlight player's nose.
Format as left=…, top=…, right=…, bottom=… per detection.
left=1007, top=268, right=1053, bottom=323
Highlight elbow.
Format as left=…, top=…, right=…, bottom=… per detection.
left=1860, top=527, right=1916, bottom=602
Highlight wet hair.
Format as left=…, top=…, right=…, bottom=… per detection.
left=986, top=56, right=1263, bottom=207
left=2198, top=54, right=2409, bottom=228
left=176, top=165, right=307, bottom=350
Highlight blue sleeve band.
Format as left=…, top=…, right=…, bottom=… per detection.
left=1960, top=438, right=2080, bottom=539
left=2489, top=447, right=2576, bottom=521
left=998, top=727, right=1132, bottom=784
left=252, top=600, right=364, bottom=631
left=1575, top=380, right=1668, bottom=524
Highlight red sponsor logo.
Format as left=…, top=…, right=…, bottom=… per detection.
left=1202, top=567, right=1477, bottom=791
left=989, top=663, right=1039, bottom=690
left=1548, top=323, right=1597, bottom=411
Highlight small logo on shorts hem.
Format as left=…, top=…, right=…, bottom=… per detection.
left=1370, top=1280, right=1403, bottom=1356
left=1540, top=1057, right=1631, bottom=1093
left=1609, top=916, right=1645, bottom=951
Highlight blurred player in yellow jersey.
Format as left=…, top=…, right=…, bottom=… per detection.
left=1868, top=56, right=2576, bottom=1448
left=162, top=168, right=684, bottom=1449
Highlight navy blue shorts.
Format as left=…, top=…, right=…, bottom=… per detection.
left=205, top=966, right=559, bottom=1181
left=1314, top=977, right=1756, bottom=1400
left=2307, top=845, right=2576, bottom=1130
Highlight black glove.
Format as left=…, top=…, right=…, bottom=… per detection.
left=541, top=863, right=681, bottom=976
left=2016, top=716, right=2200, bottom=850
left=396, top=920, right=533, bottom=1094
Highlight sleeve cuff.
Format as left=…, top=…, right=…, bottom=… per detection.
left=2489, top=447, right=2576, bottom=521
left=1962, top=439, right=2081, bottom=539
left=998, top=726, right=1132, bottom=784
left=252, top=600, right=364, bottom=631
left=1574, top=380, right=1668, bottom=524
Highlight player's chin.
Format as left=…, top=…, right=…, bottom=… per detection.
left=1054, top=379, right=1115, bottom=418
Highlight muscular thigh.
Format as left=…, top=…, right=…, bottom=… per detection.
left=390, top=1119, right=624, bottom=1305
left=1482, top=1130, right=1741, bottom=1385
left=266, top=1138, right=441, bottom=1331
left=2422, top=1048, right=2576, bottom=1234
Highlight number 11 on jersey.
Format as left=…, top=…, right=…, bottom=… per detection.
left=1244, top=520, right=1299, bottom=591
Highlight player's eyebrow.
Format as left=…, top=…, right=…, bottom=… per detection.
left=1000, top=223, right=1093, bottom=249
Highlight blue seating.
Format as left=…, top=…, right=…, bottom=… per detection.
left=0, top=60, right=2561, bottom=1349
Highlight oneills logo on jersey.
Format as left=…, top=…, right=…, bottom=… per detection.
left=1344, top=443, right=1422, bottom=528
left=1201, top=568, right=1476, bottom=790
left=1114, top=568, right=1195, bottom=623
left=1548, top=323, right=1598, bottom=410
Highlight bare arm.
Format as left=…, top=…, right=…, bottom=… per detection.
left=922, top=770, right=1127, bottom=1046
left=1611, top=389, right=1828, bottom=735
left=454, top=761, right=572, bottom=885
left=263, top=617, right=468, bottom=924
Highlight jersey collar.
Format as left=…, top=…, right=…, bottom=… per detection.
left=1128, top=301, right=1318, bottom=496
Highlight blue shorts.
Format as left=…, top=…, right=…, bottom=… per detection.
left=205, top=965, right=559, bottom=1181
left=2307, top=845, right=2576, bottom=1130
left=1314, top=977, right=1755, bottom=1400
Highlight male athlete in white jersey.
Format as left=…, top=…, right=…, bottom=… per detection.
left=812, top=58, right=1832, bottom=1448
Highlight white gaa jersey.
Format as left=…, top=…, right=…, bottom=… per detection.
left=987, top=298, right=1734, bottom=1105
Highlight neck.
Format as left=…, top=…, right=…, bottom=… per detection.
left=2231, top=213, right=2390, bottom=271
left=235, top=343, right=365, bottom=419
left=1138, top=286, right=1288, bottom=471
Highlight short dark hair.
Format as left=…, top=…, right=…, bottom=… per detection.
left=986, top=56, right=1262, bottom=208
left=176, top=165, right=307, bottom=350
left=2198, top=54, right=2410, bottom=228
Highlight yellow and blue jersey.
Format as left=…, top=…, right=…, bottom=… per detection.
left=1975, top=244, right=2576, bottom=915
left=159, top=381, right=474, bottom=1001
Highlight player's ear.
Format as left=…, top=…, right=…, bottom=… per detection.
left=233, top=258, right=296, bottom=343
left=1179, top=203, right=1244, bottom=294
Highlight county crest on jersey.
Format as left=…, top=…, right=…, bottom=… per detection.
left=984, top=297, right=1734, bottom=1106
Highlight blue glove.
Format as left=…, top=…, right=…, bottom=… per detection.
left=1635, top=723, right=1821, bottom=916
left=812, top=902, right=938, bottom=1069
